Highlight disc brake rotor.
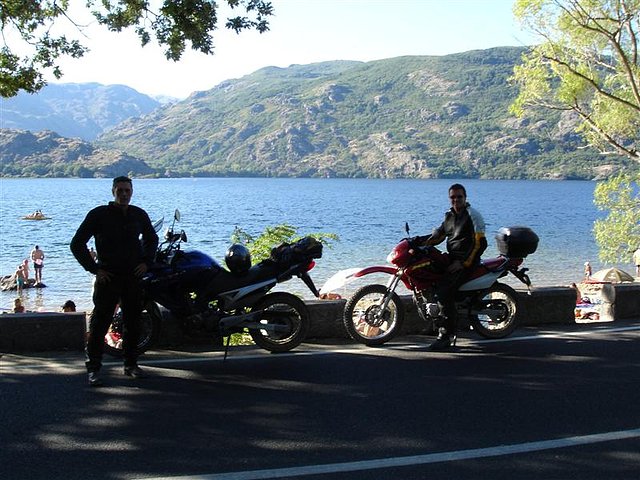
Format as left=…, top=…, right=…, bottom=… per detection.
left=363, top=304, right=388, bottom=327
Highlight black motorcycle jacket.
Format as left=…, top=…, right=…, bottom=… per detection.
left=431, top=203, right=487, bottom=268
left=71, top=202, right=159, bottom=275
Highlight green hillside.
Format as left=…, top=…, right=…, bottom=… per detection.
left=2, top=47, right=637, bottom=179
left=96, top=47, right=634, bottom=180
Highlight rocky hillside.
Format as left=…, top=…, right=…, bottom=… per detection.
left=96, top=47, right=634, bottom=180
left=2, top=48, right=637, bottom=179
left=0, top=129, right=154, bottom=177
left=0, top=83, right=162, bottom=141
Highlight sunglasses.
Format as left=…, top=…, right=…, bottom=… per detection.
left=449, top=195, right=464, bottom=199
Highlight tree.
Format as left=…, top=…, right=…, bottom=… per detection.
left=511, top=0, right=640, bottom=161
left=511, top=0, right=640, bottom=263
left=231, top=224, right=338, bottom=264
left=593, top=172, right=640, bottom=263
left=0, top=0, right=273, bottom=97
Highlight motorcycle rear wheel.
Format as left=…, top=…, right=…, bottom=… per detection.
left=468, top=283, right=519, bottom=339
left=343, top=284, right=405, bottom=346
left=249, top=292, right=310, bottom=353
left=104, top=300, right=162, bottom=357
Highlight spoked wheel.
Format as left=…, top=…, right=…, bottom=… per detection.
left=343, top=284, right=404, bottom=346
left=468, top=283, right=519, bottom=339
left=249, top=292, right=310, bottom=353
left=104, top=300, right=162, bottom=357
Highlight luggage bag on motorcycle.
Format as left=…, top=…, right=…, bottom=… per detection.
left=495, top=226, right=539, bottom=258
left=269, top=236, right=323, bottom=266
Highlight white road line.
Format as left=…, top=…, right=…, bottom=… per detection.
left=146, top=428, right=640, bottom=480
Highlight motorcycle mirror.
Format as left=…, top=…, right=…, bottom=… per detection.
left=174, top=209, right=181, bottom=222
left=405, top=222, right=410, bottom=235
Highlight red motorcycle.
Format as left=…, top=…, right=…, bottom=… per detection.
left=341, top=225, right=538, bottom=346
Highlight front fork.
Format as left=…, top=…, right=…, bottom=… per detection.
left=380, top=271, right=403, bottom=313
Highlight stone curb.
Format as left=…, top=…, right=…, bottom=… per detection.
left=1, top=284, right=638, bottom=353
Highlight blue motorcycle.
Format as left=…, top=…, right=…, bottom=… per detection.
left=104, top=210, right=322, bottom=355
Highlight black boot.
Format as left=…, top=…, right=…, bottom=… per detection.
left=428, top=328, right=454, bottom=351
left=88, top=371, right=103, bottom=387
left=124, top=365, right=148, bottom=378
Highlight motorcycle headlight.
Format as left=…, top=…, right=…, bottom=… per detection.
left=386, top=251, right=395, bottom=264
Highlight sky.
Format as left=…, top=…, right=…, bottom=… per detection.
left=47, top=0, right=537, bottom=99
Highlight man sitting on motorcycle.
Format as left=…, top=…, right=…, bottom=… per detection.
left=423, top=183, right=487, bottom=351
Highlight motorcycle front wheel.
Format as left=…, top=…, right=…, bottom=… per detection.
left=343, top=284, right=405, bottom=346
left=249, top=292, right=310, bottom=353
left=468, top=283, right=519, bottom=339
left=104, top=300, right=162, bottom=357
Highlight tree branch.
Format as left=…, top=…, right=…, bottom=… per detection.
left=574, top=105, right=640, bottom=159
left=542, top=53, right=640, bottom=112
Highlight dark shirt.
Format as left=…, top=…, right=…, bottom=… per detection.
left=71, top=202, right=159, bottom=275
left=433, top=204, right=487, bottom=268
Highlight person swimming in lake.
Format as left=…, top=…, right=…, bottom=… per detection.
left=61, top=300, right=76, bottom=312
left=13, top=298, right=25, bottom=313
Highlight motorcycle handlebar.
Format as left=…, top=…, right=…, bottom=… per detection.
left=406, top=235, right=431, bottom=248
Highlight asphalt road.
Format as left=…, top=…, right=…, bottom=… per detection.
left=2, top=322, right=640, bottom=480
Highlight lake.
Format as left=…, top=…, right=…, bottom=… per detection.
left=0, top=177, right=629, bottom=313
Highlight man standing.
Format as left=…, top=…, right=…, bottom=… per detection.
left=424, top=183, right=487, bottom=351
left=30, top=245, right=44, bottom=285
left=71, top=176, right=158, bottom=387
left=634, top=247, right=640, bottom=277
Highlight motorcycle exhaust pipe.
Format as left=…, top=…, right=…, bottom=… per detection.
left=219, top=311, right=290, bottom=335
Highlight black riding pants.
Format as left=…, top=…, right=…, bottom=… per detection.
left=434, top=268, right=469, bottom=335
left=85, top=274, right=143, bottom=372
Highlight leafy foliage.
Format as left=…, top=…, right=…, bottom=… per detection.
left=230, top=224, right=338, bottom=264
left=0, top=0, right=273, bottom=97
left=511, top=1, right=640, bottom=263
left=511, top=0, right=640, bottom=162
left=0, top=0, right=87, bottom=96
left=593, top=173, right=640, bottom=263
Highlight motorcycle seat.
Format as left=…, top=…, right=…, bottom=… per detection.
left=481, top=256, right=508, bottom=271
left=215, top=257, right=312, bottom=290
left=214, top=262, right=281, bottom=291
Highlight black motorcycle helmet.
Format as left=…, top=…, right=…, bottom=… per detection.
left=225, top=244, right=251, bottom=274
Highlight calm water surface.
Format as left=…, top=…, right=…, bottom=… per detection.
left=0, top=178, right=628, bottom=312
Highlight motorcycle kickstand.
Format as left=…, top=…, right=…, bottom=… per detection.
left=223, top=336, right=231, bottom=363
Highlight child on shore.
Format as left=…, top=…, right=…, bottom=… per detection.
left=15, top=265, right=26, bottom=293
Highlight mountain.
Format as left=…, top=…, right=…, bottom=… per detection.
left=95, top=48, right=635, bottom=180
left=0, top=129, right=154, bottom=177
left=0, top=83, right=161, bottom=141
left=2, top=48, right=637, bottom=179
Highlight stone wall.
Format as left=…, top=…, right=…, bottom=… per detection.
left=0, top=312, right=86, bottom=352
left=1, top=284, right=638, bottom=353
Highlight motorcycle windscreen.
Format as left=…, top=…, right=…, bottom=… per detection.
left=319, top=268, right=366, bottom=295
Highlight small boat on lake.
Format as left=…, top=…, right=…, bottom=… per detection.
left=21, top=210, right=50, bottom=220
